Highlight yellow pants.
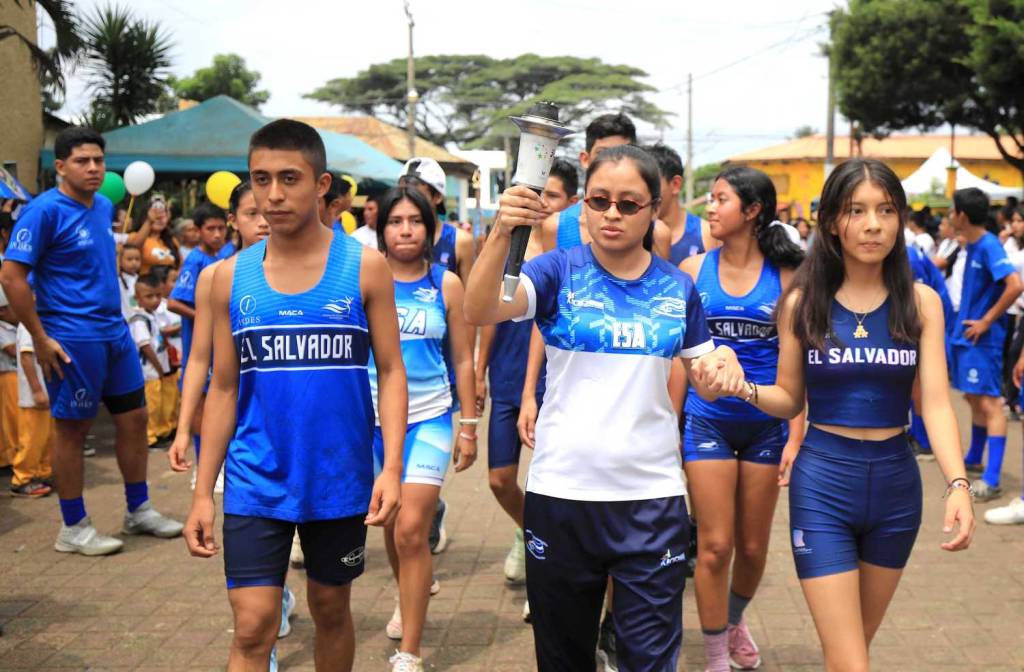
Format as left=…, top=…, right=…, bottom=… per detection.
left=144, top=378, right=164, bottom=446
left=12, top=406, right=53, bottom=487
left=159, top=371, right=179, bottom=437
left=0, top=372, right=18, bottom=466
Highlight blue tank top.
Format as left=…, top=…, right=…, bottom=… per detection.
left=669, top=212, right=705, bottom=266
left=488, top=319, right=546, bottom=404
left=433, top=224, right=459, bottom=274
left=227, top=232, right=374, bottom=522
left=805, top=299, right=918, bottom=428
left=685, top=249, right=781, bottom=421
left=370, top=265, right=451, bottom=424
left=556, top=202, right=583, bottom=249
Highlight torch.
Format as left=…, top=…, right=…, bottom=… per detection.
left=502, top=102, right=576, bottom=302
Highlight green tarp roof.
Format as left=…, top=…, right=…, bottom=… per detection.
left=41, top=96, right=401, bottom=185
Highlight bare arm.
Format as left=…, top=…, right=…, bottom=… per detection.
left=166, top=298, right=196, bottom=321
left=464, top=186, right=548, bottom=326
left=444, top=272, right=477, bottom=472
left=20, top=351, right=47, bottom=408
left=475, top=323, right=495, bottom=415
left=745, top=291, right=806, bottom=419
left=455, top=228, right=476, bottom=287
left=0, top=261, right=69, bottom=381
left=1, top=343, right=14, bottom=359
left=963, top=272, right=1022, bottom=342
left=361, top=250, right=406, bottom=527
left=124, top=217, right=152, bottom=247
left=652, top=219, right=671, bottom=259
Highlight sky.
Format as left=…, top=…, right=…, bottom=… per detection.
left=46, top=0, right=838, bottom=167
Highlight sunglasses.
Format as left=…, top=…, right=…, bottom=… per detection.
left=584, top=195, right=657, bottom=216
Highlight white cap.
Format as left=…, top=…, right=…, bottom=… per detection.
left=399, top=157, right=446, bottom=197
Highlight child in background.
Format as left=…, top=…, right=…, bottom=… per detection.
left=129, top=275, right=169, bottom=448
left=119, top=244, right=142, bottom=319
left=11, top=322, right=53, bottom=497
left=153, top=267, right=181, bottom=443
left=0, top=291, right=18, bottom=469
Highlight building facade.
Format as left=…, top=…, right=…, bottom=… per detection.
left=0, top=2, right=43, bottom=192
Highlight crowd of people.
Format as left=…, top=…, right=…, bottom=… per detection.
left=1, top=111, right=1021, bottom=672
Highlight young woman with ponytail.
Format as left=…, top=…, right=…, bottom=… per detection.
left=677, top=166, right=805, bottom=672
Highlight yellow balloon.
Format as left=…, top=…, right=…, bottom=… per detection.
left=342, top=174, right=358, bottom=198
left=206, top=171, right=242, bottom=209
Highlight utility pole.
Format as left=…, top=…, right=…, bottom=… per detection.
left=404, top=0, right=417, bottom=159
left=824, top=48, right=836, bottom=180
left=685, top=72, right=694, bottom=204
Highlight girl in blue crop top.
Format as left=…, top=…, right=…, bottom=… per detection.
left=742, top=159, right=974, bottom=671
left=372, top=187, right=478, bottom=668
left=677, top=166, right=805, bottom=672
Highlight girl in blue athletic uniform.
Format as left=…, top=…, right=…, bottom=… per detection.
left=465, top=145, right=747, bottom=672
left=746, top=158, right=975, bottom=670
left=371, top=187, right=478, bottom=672
left=678, top=167, right=805, bottom=672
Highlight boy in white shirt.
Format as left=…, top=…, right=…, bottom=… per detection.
left=128, top=275, right=169, bottom=448
left=119, top=244, right=142, bottom=319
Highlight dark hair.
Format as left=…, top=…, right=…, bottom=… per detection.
left=135, top=273, right=163, bottom=290
left=54, top=127, right=105, bottom=161
left=999, top=203, right=1016, bottom=223
left=787, top=158, right=920, bottom=352
left=953, top=187, right=989, bottom=226
left=120, top=243, right=141, bottom=254
left=585, top=145, right=661, bottom=252
left=249, top=119, right=326, bottom=177
left=644, top=143, right=684, bottom=181
left=548, top=158, right=579, bottom=197
left=585, top=113, right=637, bottom=153
left=322, top=173, right=353, bottom=207
left=1008, top=196, right=1020, bottom=209
left=714, top=166, right=804, bottom=269
left=228, top=181, right=253, bottom=214
left=376, top=187, right=437, bottom=264
left=193, top=202, right=227, bottom=229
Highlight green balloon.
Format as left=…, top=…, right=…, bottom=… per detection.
left=98, top=172, right=126, bottom=204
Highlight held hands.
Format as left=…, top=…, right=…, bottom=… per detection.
left=184, top=496, right=219, bottom=558
left=365, top=470, right=401, bottom=527
left=961, top=318, right=991, bottom=344
left=495, top=186, right=549, bottom=238
left=693, top=346, right=747, bottom=399
left=941, top=489, right=975, bottom=552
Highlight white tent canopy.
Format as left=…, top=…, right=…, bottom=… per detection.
left=901, top=147, right=1022, bottom=199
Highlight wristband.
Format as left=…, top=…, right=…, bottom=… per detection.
left=459, top=418, right=479, bottom=425
left=944, top=479, right=975, bottom=500
left=458, top=432, right=478, bottom=441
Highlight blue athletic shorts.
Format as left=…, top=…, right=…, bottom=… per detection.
left=222, top=514, right=367, bottom=589
left=788, top=426, right=922, bottom=580
left=45, top=328, right=146, bottom=420
left=682, top=414, right=788, bottom=465
left=950, top=344, right=1002, bottom=397
left=372, top=412, right=452, bottom=487
left=488, top=400, right=524, bottom=469
left=524, top=493, right=689, bottom=671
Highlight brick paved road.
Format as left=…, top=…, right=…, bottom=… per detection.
left=0, top=397, right=1022, bottom=671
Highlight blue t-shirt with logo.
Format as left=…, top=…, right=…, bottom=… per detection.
left=5, top=188, right=124, bottom=341
left=951, top=231, right=1015, bottom=349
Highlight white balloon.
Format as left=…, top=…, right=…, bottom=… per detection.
left=123, top=161, right=155, bottom=196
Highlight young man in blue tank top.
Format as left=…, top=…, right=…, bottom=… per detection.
left=749, top=159, right=974, bottom=671
left=646, top=143, right=718, bottom=266
left=0, top=127, right=184, bottom=557
left=948, top=188, right=1022, bottom=501
left=183, top=120, right=406, bottom=672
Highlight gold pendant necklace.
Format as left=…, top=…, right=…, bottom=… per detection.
left=839, top=288, right=885, bottom=340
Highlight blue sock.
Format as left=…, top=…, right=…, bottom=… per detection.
left=124, top=481, right=148, bottom=513
left=964, top=425, right=987, bottom=465
left=981, top=436, right=1006, bottom=488
left=193, top=434, right=201, bottom=462
left=910, top=413, right=931, bottom=450
left=59, top=497, right=87, bottom=527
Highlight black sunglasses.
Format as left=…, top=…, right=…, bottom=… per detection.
left=584, top=195, right=658, bottom=216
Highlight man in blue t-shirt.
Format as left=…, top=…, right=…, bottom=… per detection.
left=948, top=187, right=1022, bottom=501
left=0, top=127, right=183, bottom=556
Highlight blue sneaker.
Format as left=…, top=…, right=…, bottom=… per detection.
left=278, top=585, right=296, bottom=638
left=268, top=645, right=278, bottom=672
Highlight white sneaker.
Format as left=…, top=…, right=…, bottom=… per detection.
left=984, top=497, right=1024, bottom=525
left=54, top=517, right=124, bottom=556
left=122, top=502, right=185, bottom=538
left=386, top=601, right=403, bottom=640
left=429, top=578, right=440, bottom=596
left=522, top=599, right=531, bottom=623
left=389, top=650, right=423, bottom=672
left=278, top=585, right=296, bottom=638
left=289, top=530, right=304, bottom=569
left=504, top=528, right=526, bottom=583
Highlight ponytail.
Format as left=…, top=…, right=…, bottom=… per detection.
left=716, top=166, right=804, bottom=269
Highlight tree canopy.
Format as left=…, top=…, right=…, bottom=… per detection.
left=830, top=0, right=1024, bottom=178
left=305, top=53, right=671, bottom=149
left=170, top=54, right=269, bottom=109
